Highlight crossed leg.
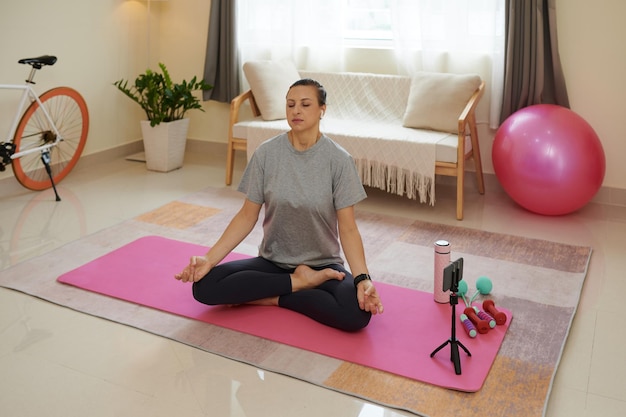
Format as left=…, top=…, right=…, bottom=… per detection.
left=191, top=257, right=371, bottom=331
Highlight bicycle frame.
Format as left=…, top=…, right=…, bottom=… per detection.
left=0, top=82, right=63, bottom=159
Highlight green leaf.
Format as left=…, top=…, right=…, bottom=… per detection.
left=113, top=62, right=213, bottom=128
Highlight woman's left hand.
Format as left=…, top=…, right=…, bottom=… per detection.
left=357, top=280, right=384, bottom=315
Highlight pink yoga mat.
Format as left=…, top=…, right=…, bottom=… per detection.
left=57, top=236, right=511, bottom=391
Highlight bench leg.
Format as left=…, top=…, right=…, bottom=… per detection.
left=469, top=118, right=485, bottom=195
left=225, top=142, right=235, bottom=185
left=456, top=170, right=465, bottom=221
left=455, top=132, right=467, bottom=221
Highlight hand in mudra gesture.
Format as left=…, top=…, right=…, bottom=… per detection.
left=175, top=255, right=211, bottom=283
left=357, top=280, right=384, bottom=314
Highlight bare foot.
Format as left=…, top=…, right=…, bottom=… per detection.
left=246, top=296, right=279, bottom=306
left=290, top=265, right=345, bottom=292
left=225, top=296, right=279, bottom=308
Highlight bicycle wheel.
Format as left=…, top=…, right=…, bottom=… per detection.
left=12, top=87, right=89, bottom=190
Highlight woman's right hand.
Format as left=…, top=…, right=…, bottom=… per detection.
left=175, top=255, right=212, bottom=283
left=175, top=199, right=261, bottom=284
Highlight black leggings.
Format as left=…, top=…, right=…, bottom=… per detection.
left=192, top=257, right=371, bottom=332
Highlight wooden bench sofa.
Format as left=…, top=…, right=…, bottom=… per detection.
left=225, top=61, right=485, bottom=220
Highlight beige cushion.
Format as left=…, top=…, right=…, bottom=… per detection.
left=243, top=60, right=301, bottom=121
left=402, top=72, right=481, bottom=134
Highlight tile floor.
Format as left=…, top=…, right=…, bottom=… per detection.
left=1, top=148, right=625, bottom=417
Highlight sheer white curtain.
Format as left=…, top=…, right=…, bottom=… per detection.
left=237, top=0, right=504, bottom=127
left=391, top=0, right=505, bottom=128
left=237, top=0, right=346, bottom=71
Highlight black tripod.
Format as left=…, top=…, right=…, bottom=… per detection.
left=430, top=258, right=471, bottom=375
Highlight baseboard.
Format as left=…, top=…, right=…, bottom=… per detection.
left=73, top=139, right=229, bottom=166
left=2, top=139, right=625, bottom=208
left=588, top=182, right=626, bottom=207
left=80, top=140, right=145, bottom=166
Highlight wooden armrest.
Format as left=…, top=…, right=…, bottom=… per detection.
left=226, top=90, right=260, bottom=186
left=230, top=89, right=260, bottom=123
left=450, top=80, right=486, bottom=220
left=229, top=89, right=261, bottom=145
left=457, top=81, right=485, bottom=134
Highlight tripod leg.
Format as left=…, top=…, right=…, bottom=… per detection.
left=450, top=342, right=462, bottom=375
left=457, top=340, right=472, bottom=357
left=41, top=151, right=61, bottom=201
left=430, top=340, right=450, bottom=358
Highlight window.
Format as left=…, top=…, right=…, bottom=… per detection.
left=237, top=0, right=504, bottom=127
left=343, top=0, right=393, bottom=44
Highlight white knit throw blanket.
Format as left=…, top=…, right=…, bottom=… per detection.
left=242, top=71, right=442, bottom=205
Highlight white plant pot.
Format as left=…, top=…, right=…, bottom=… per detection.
left=140, top=118, right=190, bottom=172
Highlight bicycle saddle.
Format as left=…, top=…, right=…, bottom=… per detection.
left=18, top=55, right=58, bottom=69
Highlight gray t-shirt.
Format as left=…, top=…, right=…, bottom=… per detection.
left=238, top=133, right=367, bottom=269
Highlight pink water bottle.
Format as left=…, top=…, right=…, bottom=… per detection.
left=433, top=240, right=451, bottom=303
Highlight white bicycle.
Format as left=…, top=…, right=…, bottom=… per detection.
left=0, top=55, right=89, bottom=201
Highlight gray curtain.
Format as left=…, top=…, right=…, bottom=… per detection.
left=500, top=0, right=569, bottom=123
left=203, top=0, right=239, bottom=103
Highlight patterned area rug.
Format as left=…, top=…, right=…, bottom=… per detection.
left=0, top=186, right=592, bottom=417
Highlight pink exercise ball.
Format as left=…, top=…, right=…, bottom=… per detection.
left=493, top=104, right=605, bottom=215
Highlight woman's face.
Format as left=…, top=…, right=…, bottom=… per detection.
left=286, top=85, right=325, bottom=133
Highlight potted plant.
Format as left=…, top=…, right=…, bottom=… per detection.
left=114, top=63, right=212, bottom=172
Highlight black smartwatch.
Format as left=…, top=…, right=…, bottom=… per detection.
left=353, top=273, right=371, bottom=288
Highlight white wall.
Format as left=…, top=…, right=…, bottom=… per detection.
left=0, top=0, right=152, bottom=160
left=1, top=0, right=624, bottom=192
left=556, top=0, right=626, bottom=190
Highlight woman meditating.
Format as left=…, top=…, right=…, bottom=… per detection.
left=175, top=78, right=384, bottom=331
